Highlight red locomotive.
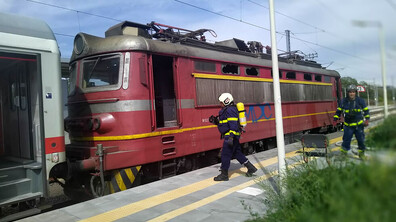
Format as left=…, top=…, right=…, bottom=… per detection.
left=60, top=21, right=341, bottom=197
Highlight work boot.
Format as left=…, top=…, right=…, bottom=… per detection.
left=340, top=147, right=348, bottom=156
left=244, top=161, right=257, bottom=177
left=335, top=147, right=348, bottom=161
left=214, top=169, right=229, bottom=181
left=358, top=149, right=366, bottom=160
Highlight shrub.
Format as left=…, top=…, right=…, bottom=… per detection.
left=251, top=159, right=396, bottom=222
left=366, top=115, right=396, bottom=150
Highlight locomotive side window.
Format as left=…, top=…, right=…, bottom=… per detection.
left=324, top=75, right=331, bottom=83
left=82, top=54, right=121, bottom=90
left=315, top=74, right=322, bottom=82
left=194, top=61, right=216, bottom=73
left=245, top=67, right=259, bottom=76
left=304, top=73, right=312, bottom=81
left=222, top=64, right=239, bottom=75
left=286, top=71, right=296, bottom=79
left=271, top=69, right=282, bottom=79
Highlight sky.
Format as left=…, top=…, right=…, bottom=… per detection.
left=1, top=0, right=396, bottom=85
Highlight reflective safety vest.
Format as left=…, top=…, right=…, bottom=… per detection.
left=334, top=97, right=370, bottom=125
left=217, top=105, right=241, bottom=137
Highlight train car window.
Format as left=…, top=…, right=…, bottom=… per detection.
left=271, top=69, right=282, bottom=79
left=324, top=76, right=331, bottom=83
left=194, top=61, right=216, bottom=73
left=286, top=71, right=296, bottom=79
left=304, top=73, right=312, bottom=81
left=195, top=76, right=334, bottom=106
left=245, top=67, right=259, bottom=76
left=81, top=54, right=121, bottom=91
left=315, top=74, right=322, bottom=82
left=68, top=63, right=77, bottom=95
left=222, top=64, right=239, bottom=75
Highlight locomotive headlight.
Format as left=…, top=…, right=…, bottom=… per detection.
left=87, top=118, right=101, bottom=131
left=73, top=33, right=85, bottom=55
left=92, top=118, right=101, bottom=131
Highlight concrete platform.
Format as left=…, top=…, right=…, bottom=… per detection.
left=20, top=132, right=344, bottom=222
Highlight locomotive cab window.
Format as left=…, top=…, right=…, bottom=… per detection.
left=315, top=74, right=322, bottom=82
left=81, top=54, right=122, bottom=91
left=194, top=60, right=216, bottom=73
left=222, top=64, right=239, bottom=75
left=245, top=67, right=259, bottom=76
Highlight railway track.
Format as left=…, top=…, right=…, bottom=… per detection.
left=367, top=106, right=396, bottom=121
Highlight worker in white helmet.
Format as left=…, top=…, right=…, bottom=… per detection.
left=210, top=93, right=257, bottom=181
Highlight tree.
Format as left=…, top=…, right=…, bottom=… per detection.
left=341, top=77, right=358, bottom=87
left=340, top=77, right=358, bottom=98
left=339, top=76, right=395, bottom=106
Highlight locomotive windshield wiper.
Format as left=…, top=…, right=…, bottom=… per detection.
left=87, top=57, right=101, bottom=81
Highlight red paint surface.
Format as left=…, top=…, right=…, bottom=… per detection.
left=45, top=136, right=65, bottom=154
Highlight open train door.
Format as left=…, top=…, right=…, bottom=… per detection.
left=0, top=51, right=44, bottom=210
left=1, top=54, right=33, bottom=160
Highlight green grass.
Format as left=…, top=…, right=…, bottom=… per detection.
left=251, top=160, right=396, bottom=222
left=245, top=117, right=396, bottom=222
left=366, top=115, right=396, bottom=150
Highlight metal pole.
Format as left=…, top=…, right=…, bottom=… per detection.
left=374, top=78, right=378, bottom=106
left=268, top=0, right=286, bottom=182
left=367, top=84, right=370, bottom=107
left=393, top=77, right=395, bottom=105
left=376, top=85, right=378, bottom=106
left=379, top=25, right=388, bottom=117
left=285, top=30, right=291, bottom=56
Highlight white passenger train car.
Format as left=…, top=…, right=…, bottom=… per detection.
left=0, top=12, right=65, bottom=218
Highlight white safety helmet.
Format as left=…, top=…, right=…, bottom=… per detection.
left=219, top=93, right=233, bottom=106
left=347, top=85, right=357, bottom=93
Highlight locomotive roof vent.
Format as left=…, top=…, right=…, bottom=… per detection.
left=105, top=21, right=152, bottom=39
left=215, top=38, right=251, bottom=53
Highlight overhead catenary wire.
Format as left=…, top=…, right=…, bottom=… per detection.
left=247, top=0, right=326, bottom=33
left=290, top=31, right=317, bottom=55
left=247, top=0, right=381, bottom=68
left=53, top=32, right=74, bottom=37
left=25, top=0, right=122, bottom=38
left=386, top=0, right=396, bottom=11
left=174, top=0, right=368, bottom=61
left=26, top=0, right=123, bottom=22
left=250, top=0, right=371, bottom=54
left=25, top=0, right=368, bottom=62
left=173, top=0, right=271, bottom=32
